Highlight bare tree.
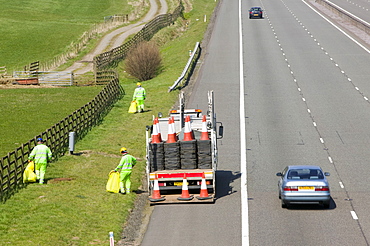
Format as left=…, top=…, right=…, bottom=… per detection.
left=125, top=41, right=162, bottom=81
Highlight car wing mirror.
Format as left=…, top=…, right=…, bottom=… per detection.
left=324, top=172, right=330, bottom=176
left=276, top=172, right=282, bottom=177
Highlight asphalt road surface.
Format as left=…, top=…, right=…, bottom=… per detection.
left=141, top=0, right=370, bottom=245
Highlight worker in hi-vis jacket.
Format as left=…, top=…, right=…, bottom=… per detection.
left=114, top=147, right=137, bottom=194
left=133, top=82, right=146, bottom=113
left=28, top=137, right=52, bottom=184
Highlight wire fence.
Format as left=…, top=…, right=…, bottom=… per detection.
left=0, top=73, right=124, bottom=202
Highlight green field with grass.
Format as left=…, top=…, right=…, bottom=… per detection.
left=0, top=0, right=218, bottom=245
left=0, top=0, right=134, bottom=71
left=0, top=86, right=104, bottom=157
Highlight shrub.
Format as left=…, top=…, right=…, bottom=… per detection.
left=125, top=41, right=162, bottom=81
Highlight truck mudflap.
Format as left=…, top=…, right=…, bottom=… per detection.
left=148, top=169, right=215, bottom=204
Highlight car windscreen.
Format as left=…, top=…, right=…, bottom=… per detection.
left=287, top=169, right=324, bottom=180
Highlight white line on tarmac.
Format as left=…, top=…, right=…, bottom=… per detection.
left=339, top=182, right=344, bottom=188
left=239, top=0, right=249, bottom=245
left=351, top=211, right=359, bottom=220
left=302, top=0, right=370, bottom=54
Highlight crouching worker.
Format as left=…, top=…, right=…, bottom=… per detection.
left=114, top=147, right=137, bottom=194
left=28, top=138, right=52, bottom=184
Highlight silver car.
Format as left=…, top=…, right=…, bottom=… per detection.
left=276, top=165, right=331, bottom=208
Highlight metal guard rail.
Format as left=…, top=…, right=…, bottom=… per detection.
left=316, top=0, right=370, bottom=35
left=168, top=42, right=201, bottom=92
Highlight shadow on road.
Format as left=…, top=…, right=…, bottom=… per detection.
left=285, top=197, right=337, bottom=210
left=215, top=170, right=241, bottom=200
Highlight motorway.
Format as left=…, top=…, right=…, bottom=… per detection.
left=141, top=0, right=370, bottom=245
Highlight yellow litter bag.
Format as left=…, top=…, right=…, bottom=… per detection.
left=23, top=161, right=37, bottom=183
left=106, top=171, right=120, bottom=193
left=128, top=101, right=137, bottom=113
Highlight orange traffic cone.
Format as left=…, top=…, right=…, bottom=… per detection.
left=155, top=117, right=163, bottom=142
left=166, top=117, right=177, bottom=143
left=177, top=173, right=193, bottom=201
left=171, top=116, right=178, bottom=141
left=183, top=115, right=194, bottom=141
left=200, top=115, right=210, bottom=140
left=149, top=174, right=165, bottom=202
left=151, top=119, right=161, bottom=143
left=196, top=172, right=212, bottom=200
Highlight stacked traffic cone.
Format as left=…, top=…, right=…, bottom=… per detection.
left=200, top=115, right=210, bottom=140
left=151, top=119, right=161, bottom=143
left=166, top=117, right=177, bottom=143
left=149, top=174, right=165, bottom=202
left=171, top=116, right=178, bottom=141
left=155, top=117, right=163, bottom=142
left=196, top=172, right=212, bottom=200
left=177, top=173, right=193, bottom=201
left=183, top=115, right=194, bottom=141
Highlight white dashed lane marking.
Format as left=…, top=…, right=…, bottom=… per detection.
left=351, top=211, right=359, bottom=220
left=260, top=0, right=367, bottom=230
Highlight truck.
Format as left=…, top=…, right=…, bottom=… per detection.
left=146, top=91, right=223, bottom=204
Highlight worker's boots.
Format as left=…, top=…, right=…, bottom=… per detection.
left=39, top=171, right=45, bottom=184
left=120, top=182, right=125, bottom=194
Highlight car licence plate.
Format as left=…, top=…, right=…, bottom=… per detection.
left=174, top=182, right=189, bottom=186
left=298, top=186, right=314, bottom=191
left=254, top=14, right=259, bottom=16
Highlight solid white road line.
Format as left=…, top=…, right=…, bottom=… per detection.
left=239, top=0, right=249, bottom=245
left=303, top=0, right=370, bottom=54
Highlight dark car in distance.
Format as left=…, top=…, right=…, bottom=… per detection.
left=249, top=7, right=263, bottom=19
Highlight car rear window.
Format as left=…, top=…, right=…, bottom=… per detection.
left=287, top=169, right=324, bottom=180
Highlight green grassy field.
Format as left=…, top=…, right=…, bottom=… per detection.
left=0, top=0, right=217, bottom=245
left=0, top=0, right=134, bottom=71
left=0, top=87, right=103, bottom=157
